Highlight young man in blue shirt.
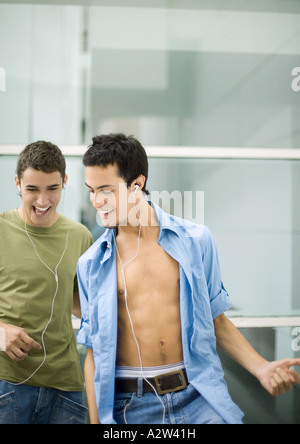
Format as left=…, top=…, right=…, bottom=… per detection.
left=77, top=133, right=300, bottom=424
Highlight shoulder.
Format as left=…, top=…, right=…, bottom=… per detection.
left=169, top=213, right=213, bottom=251
left=61, top=217, right=94, bottom=255
left=62, top=216, right=92, bottom=239
left=0, top=209, right=21, bottom=228
left=0, top=209, right=17, bottom=221
left=151, top=201, right=213, bottom=251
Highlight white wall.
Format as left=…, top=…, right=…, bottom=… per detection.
left=0, top=4, right=83, bottom=144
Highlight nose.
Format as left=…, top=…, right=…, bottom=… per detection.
left=91, top=192, right=108, bottom=209
left=36, top=191, right=50, bottom=207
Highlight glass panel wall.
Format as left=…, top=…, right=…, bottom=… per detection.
left=220, top=326, right=300, bottom=425
left=1, top=1, right=299, bottom=423
left=0, top=0, right=300, bottom=147
left=1, top=1, right=299, bottom=321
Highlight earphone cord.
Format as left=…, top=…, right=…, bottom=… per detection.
left=113, top=222, right=166, bottom=425
left=10, top=218, right=70, bottom=386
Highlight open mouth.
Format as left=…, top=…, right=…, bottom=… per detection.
left=99, top=208, right=114, bottom=219
left=33, top=205, right=52, bottom=217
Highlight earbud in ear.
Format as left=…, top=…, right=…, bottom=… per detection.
left=17, top=185, right=21, bottom=192
left=134, top=184, right=139, bottom=193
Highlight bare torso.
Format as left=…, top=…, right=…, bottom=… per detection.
left=116, top=227, right=183, bottom=368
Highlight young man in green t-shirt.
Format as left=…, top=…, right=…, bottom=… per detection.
left=0, top=141, right=93, bottom=424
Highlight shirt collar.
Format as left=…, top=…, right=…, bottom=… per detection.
left=149, top=200, right=180, bottom=238
left=98, top=200, right=180, bottom=252
left=98, top=228, right=115, bottom=253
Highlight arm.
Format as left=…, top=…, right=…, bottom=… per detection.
left=214, top=314, right=300, bottom=397
left=72, top=292, right=81, bottom=319
left=73, top=276, right=82, bottom=318
left=76, top=259, right=100, bottom=423
left=84, top=349, right=100, bottom=424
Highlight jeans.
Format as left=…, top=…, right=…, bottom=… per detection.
left=0, top=380, right=87, bottom=424
left=114, top=383, right=227, bottom=425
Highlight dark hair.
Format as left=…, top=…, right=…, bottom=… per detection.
left=83, top=133, right=150, bottom=195
left=17, top=141, right=66, bottom=181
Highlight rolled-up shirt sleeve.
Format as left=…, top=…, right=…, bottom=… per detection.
left=76, top=259, right=93, bottom=349
left=202, top=228, right=232, bottom=319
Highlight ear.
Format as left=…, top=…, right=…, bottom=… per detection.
left=63, top=174, right=68, bottom=189
left=131, top=175, right=146, bottom=193
left=15, top=175, right=21, bottom=193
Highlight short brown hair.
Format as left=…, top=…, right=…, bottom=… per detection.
left=17, top=141, right=66, bottom=181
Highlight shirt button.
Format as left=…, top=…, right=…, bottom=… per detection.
left=100, top=260, right=103, bottom=265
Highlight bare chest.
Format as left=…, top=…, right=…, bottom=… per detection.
left=115, top=237, right=183, bottom=366
left=116, top=241, right=180, bottom=303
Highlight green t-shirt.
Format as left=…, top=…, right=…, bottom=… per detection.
left=0, top=209, right=93, bottom=391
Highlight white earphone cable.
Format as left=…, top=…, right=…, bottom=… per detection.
left=112, top=192, right=166, bottom=424
left=10, top=215, right=70, bottom=386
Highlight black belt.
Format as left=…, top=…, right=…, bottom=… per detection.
left=115, top=369, right=188, bottom=396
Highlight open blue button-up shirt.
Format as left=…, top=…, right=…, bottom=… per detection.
left=77, top=202, right=244, bottom=424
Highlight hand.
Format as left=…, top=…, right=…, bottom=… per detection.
left=0, top=323, right=42, bottom=362
left=289, top=368, right=300, bottom=386
left=257, top=359, right=300, bottom=397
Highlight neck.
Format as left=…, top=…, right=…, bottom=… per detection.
left=117, top=199, right=159, bottom=238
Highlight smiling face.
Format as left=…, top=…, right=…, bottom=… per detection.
left=85, top=164, right=139, bottom=229
left=15, top=168, right=67, bottom=228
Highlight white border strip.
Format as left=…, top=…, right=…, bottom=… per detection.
left=1, top=145, right=300, bottom=160
left=72, top=318, right=81, bottom=330
left=229, top=317, right=300, bottom=329
left=146, top=147, right=300, bottom=160
left=72, top=317, right=300, bottom=330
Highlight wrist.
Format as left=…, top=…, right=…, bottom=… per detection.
left=250, top=357, right=270, bottom=379
left=0, top=321, right=9, bottom=331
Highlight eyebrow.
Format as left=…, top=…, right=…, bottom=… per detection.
left=25, top=184, right=61, bottom=189
left=85, top=183, right=115, bottom=191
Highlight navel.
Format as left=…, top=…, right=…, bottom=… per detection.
left=159, top=340, right=167, bottom=364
